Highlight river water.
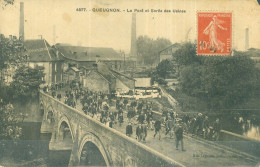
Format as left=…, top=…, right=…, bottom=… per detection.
left=0, top=122, right=71, bottom=167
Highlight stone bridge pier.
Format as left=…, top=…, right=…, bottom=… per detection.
left=40, top=91, right=185, bottom=167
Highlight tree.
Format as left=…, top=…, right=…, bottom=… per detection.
left=200, top=54, right=257, bottom=109
left=0, top=0, right=14, bottom=8
left=11, top=65, right=45, bottom=101
left=155, top=59, right=176, bottom=79
left=136, top=36, right=172, bottom=65
left=176, top=44, right=258, bottom=110
left=174, top=42, right=199, bottom=66
left=179, top=64, right=203, bottom=96
left=0, top=35, right=24, bottom=84
left=0, top=101, right=23, bottom=140
left=0, top=35, right=25, bottom=141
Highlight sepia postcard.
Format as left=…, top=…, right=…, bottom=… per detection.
left=0, top=0, right=260, bottom=166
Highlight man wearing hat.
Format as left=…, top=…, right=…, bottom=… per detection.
left=174, top=122, right=185, bottom=151
left=154, top=119, right=162, bottom=140
left=136, top=123, right=143, bottom=142
left=142, top=120, right=148, bottom=142
left=126, top=122, right=133, bottom=137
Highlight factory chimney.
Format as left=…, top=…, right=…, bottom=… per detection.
left=19, top=2, right=24, bottom=41
left=130, top=13, right=137, bottom=62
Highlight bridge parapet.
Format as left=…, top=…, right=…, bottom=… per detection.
left=39, top=91, right=185, bottom=167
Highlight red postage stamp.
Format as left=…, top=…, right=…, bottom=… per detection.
left=197, top=12, right=232, bottom=55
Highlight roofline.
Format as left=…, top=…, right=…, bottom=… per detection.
left=88, top=70, right=111, bottom=84
left=55, top=44, right=117, bottom=50
left=24, top=38, right=63, bottom=62
left=158, top=43, right=181, bottom=54
left=43, top=39, right=52, bottom=60
left=55, top=45, right=123, bottom=62
left=59, top=51, right=79, bottom=62
left=116, top=77, right=134, bottom=89
left=110, top=69, right=136, bottom=81
left=97, top=71, right=111, bottom=84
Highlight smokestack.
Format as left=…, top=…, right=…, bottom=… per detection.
left=245, top=28, right=249, bottom=50
left=130, top=13, right=137, bottom=61
left=19, top=2, right=24, bottom=41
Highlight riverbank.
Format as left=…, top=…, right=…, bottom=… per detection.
left=0, top=122, right=71, bottom=167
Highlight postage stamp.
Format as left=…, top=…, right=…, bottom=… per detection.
left=197, top=12, right=232, bottom=55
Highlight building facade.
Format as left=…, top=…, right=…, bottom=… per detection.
left=24, top=39, right=64, bottom=86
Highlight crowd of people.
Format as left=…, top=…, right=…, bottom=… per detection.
left=181, top=113, right=221, bottom=141
left=43, top=81, right=223, bottom=151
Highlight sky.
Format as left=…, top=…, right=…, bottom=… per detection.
left=0, top=0, right=259, bottom=53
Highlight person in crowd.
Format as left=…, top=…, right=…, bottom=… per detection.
left=203, top=116, right=210, bottom=139
left=174, top=122, right=185, bottom=151
left=137, top=102, right=143, bottom=115
left=165, top=113, right=174, bottom=138
left=213, top=118, right=221, bottom=140
left=127, top=107, right=135, bottom=123
left=147, top=111, right=153, bottom=130
left=51, top=91, right=56, bottom=98
left=154, top=119, right=162, bottom=140
left=64, top=96, right=68, bottom=104
left=45, top=85, right=49, bottom=93
left=108, top=117, right=113, bottom=128
left=136, top=123, right=143, bottom=142
left=55, top=83, right=58, bottom=90
left=118, top=112, right=124, bottom=126
left=43, top=86, right=47, bottom=93
left=57, top=93, right=62, bottom=101
left=75, top=93, right=80, bottom=103
left=190, top=117, right=197, bottom=136
left=126, top=122, right=133, bottom=137
left=109, top=112, right=115, bottom=127
left=123, top=99, right=128, bottom=109
left=196, top=113, right=204, bottom=136
left=142, top=121, right=148, bottom=142
left=116, top=99, right=120, bottom=110
left=137, top=111, right=145, bottom=124
left=72, top=98, right=76, bottom=108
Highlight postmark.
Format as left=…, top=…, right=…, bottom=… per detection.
left=197, top=12, right=232, bottom=55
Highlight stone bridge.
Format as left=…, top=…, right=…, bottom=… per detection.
left=39, top=91, right=185, bottom=167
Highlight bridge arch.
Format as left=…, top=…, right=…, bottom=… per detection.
left=45, top=105, right=55, bottom=124
left=124, top=156, right=137, bottom=167
left=78, top=133, right=111, bottom=167
left=57, top=116, right=75, bottom=142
